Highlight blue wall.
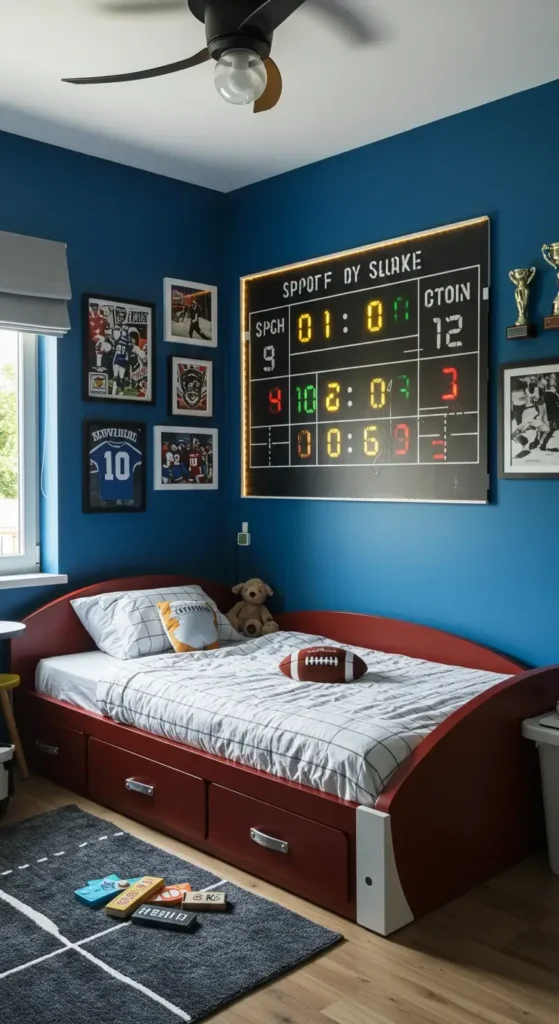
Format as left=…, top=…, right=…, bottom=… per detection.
left=0, top=130, right=228, bottom=623
left=2, top=80, right=559, bottom=666
left=226, top=79, right=559, bottom=667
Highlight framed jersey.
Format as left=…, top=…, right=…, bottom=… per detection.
left=84, top=420, right=147, bottom=512
left=154, top=425, right=218, bottom=491
left=83, top=293, right=155, bottom=404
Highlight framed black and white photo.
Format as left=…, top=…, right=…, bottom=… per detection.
left=499, top=358, right=559, bottom=478
left=154, top=426, right=218, bottom=490
left=83, top=293, right=155, bottom=404
left=168, top=356, right=213, bottom=417
left=84, top=421, right=147, bottom=512
left=163, top=278, right=217, bottom=347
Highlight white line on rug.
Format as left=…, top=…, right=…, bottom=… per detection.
left=0, top=887, right=192, bottom=1021
left=0, top=831, right=128, bottom=872
left=0, top=876, right=229, bottom=1016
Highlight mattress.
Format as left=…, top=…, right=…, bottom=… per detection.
left=37, top=632, right=510, bottom=807
left=35, top=651, right=129, bottom=714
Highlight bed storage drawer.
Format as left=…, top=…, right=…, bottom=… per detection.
left=208, top=785, right=350, bottom=902
left=88, top=738, right=206, bottom=842
left=30, top=720, right=87, bottom=795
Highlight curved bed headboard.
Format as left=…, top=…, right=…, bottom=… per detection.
left=12, top=574, right=234, bottom=689
left=11, top=575, right=524, bottom=691
left=276, top=611, right=523, bottom=674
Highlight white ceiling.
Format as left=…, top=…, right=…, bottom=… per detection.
left=1, top=0, right=558, bottom=193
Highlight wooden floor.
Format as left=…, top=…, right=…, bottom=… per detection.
left=3, top=777, right=559, bottom=1024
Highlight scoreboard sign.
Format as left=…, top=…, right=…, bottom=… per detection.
left=242, top=217, right=489, bottom=503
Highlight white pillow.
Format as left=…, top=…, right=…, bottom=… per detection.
left=71, top=585, right=240, bottom=659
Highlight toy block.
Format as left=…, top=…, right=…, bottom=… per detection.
left=105, top=876, right=165, bottom=918
left=181, top=891, right=228, bottom=912
left=75, top=875, right=143, bottom=908
left=146, top=883, right=192, bottom=906
left=131, top=905, right=198, bottom=932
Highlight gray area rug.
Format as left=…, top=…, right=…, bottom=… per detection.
left=0, top=805, right=342, bottom=1022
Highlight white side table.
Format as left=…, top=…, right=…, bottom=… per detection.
left=0, top=621, right=26, bottom=641
left=523, top=713, right=559, bottom=874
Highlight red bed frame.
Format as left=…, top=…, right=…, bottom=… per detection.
left=12, top=575, right=559, bottom=934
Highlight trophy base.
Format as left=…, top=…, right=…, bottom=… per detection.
left=507, top=323, right=537, bottom=340
left=544, top=315, right=559, bottom=331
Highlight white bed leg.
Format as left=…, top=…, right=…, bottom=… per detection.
left=356, top=806, right=414, bottom=936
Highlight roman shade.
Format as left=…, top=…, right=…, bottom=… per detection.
left=0, top=230, right=72, bottom=336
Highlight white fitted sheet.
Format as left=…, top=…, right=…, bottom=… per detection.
left=35, top=651, right=128, bottom=713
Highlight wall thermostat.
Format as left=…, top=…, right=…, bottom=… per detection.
left=237, top=522, right=251, bottom=546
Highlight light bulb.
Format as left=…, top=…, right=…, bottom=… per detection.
left=214, top=49, right=267, bottom=106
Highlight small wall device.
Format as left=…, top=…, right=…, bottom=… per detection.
left=237, top=521, right=251, bottom=546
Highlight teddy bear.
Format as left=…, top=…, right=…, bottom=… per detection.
left=226, top=578, right=280, bottom=639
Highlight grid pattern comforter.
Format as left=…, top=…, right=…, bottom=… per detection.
left=96, top=631, right=510, bottom=806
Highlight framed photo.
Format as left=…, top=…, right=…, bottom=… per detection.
left=163, top=278, right=217, bottom=347
left=83, top=421, right=146, bottom=512
left=499, top=358, right=559, bottom=478
left=154, top=426, right=218, bottom=490
left=168, top=356, right=213, bottom=417
left=83, top=293, right=155, bottom=404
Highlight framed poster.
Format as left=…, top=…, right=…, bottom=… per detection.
left=168, top=356, right=213, bottom=417
left=499, top=358, right=559, bottom=478
left=83, top=293, right=155, bottom=404
left=163, top=278, right=217, bottom=347
left=83, top=421, right=147, bottom=512
left=154, top=426, right=218, bottom=490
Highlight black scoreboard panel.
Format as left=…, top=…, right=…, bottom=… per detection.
left=242, top=217, right=489, bottom=503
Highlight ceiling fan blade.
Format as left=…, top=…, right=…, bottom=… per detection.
left=240, top=0, right=308, bottom=35
left=99, top=0, right=186, bottom=12
left=305, top=0, right=379, bottom=44
left=62, top=47, right=209, bottom=85
left=254, top=56, right=282, bottom=113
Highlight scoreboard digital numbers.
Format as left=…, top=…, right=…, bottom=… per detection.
left=242, top=217, right=489, bottom=503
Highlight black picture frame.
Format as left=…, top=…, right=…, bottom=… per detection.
left=82, top=293, right=156, bottom=405
left=499, top=357, right=559, bottom=479
left=83, top=420, right=147, bottom=513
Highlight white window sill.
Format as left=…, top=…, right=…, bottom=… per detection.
left=0, top=573, right=68, bottom=590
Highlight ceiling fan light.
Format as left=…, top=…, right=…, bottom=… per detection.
left=214, top=48, right=267, bottom=106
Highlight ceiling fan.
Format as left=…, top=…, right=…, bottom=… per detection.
left=63, top=0, right=378, bottom=113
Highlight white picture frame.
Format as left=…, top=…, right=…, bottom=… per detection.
left=163, top=277, right=217, bottom=347
left=499, top=358, right=559, bottom=478
left=168, top=356, right=213, bottom=417
left=154, top=426, right=218, bottom=490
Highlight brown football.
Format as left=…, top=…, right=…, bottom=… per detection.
left=279, top=646, right=367, bottom=684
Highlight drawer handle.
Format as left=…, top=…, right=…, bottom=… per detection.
left=250, top=827, right=289, bottom=854
left=125, top=778, right=154, bottom=797
left=36, top=740, right=59, bottom=757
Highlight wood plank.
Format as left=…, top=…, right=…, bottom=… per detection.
left=323, top=995, right=446, bottom=1024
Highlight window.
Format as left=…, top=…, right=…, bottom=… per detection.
left=0, top=331, right=38, bottom=574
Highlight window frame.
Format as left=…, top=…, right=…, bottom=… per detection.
left=0, top=332, right=39, bottom=575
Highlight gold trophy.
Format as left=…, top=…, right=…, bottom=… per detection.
left=542, top=242, right=559, bottom=330
left=507, top=268, right=536, bottom=339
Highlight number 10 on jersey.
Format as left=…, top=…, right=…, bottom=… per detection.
left=84, top=421, right=147, bottom=513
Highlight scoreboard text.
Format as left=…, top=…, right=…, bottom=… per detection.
left=242, top=217, right=489, bottom=503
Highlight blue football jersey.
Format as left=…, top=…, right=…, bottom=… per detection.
left=112, top=329, right=133, bottom=367
left=90, top=441, right=142, bottom=502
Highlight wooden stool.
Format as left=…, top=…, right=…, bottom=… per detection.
left=0, top=674, right=29, bottom=781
